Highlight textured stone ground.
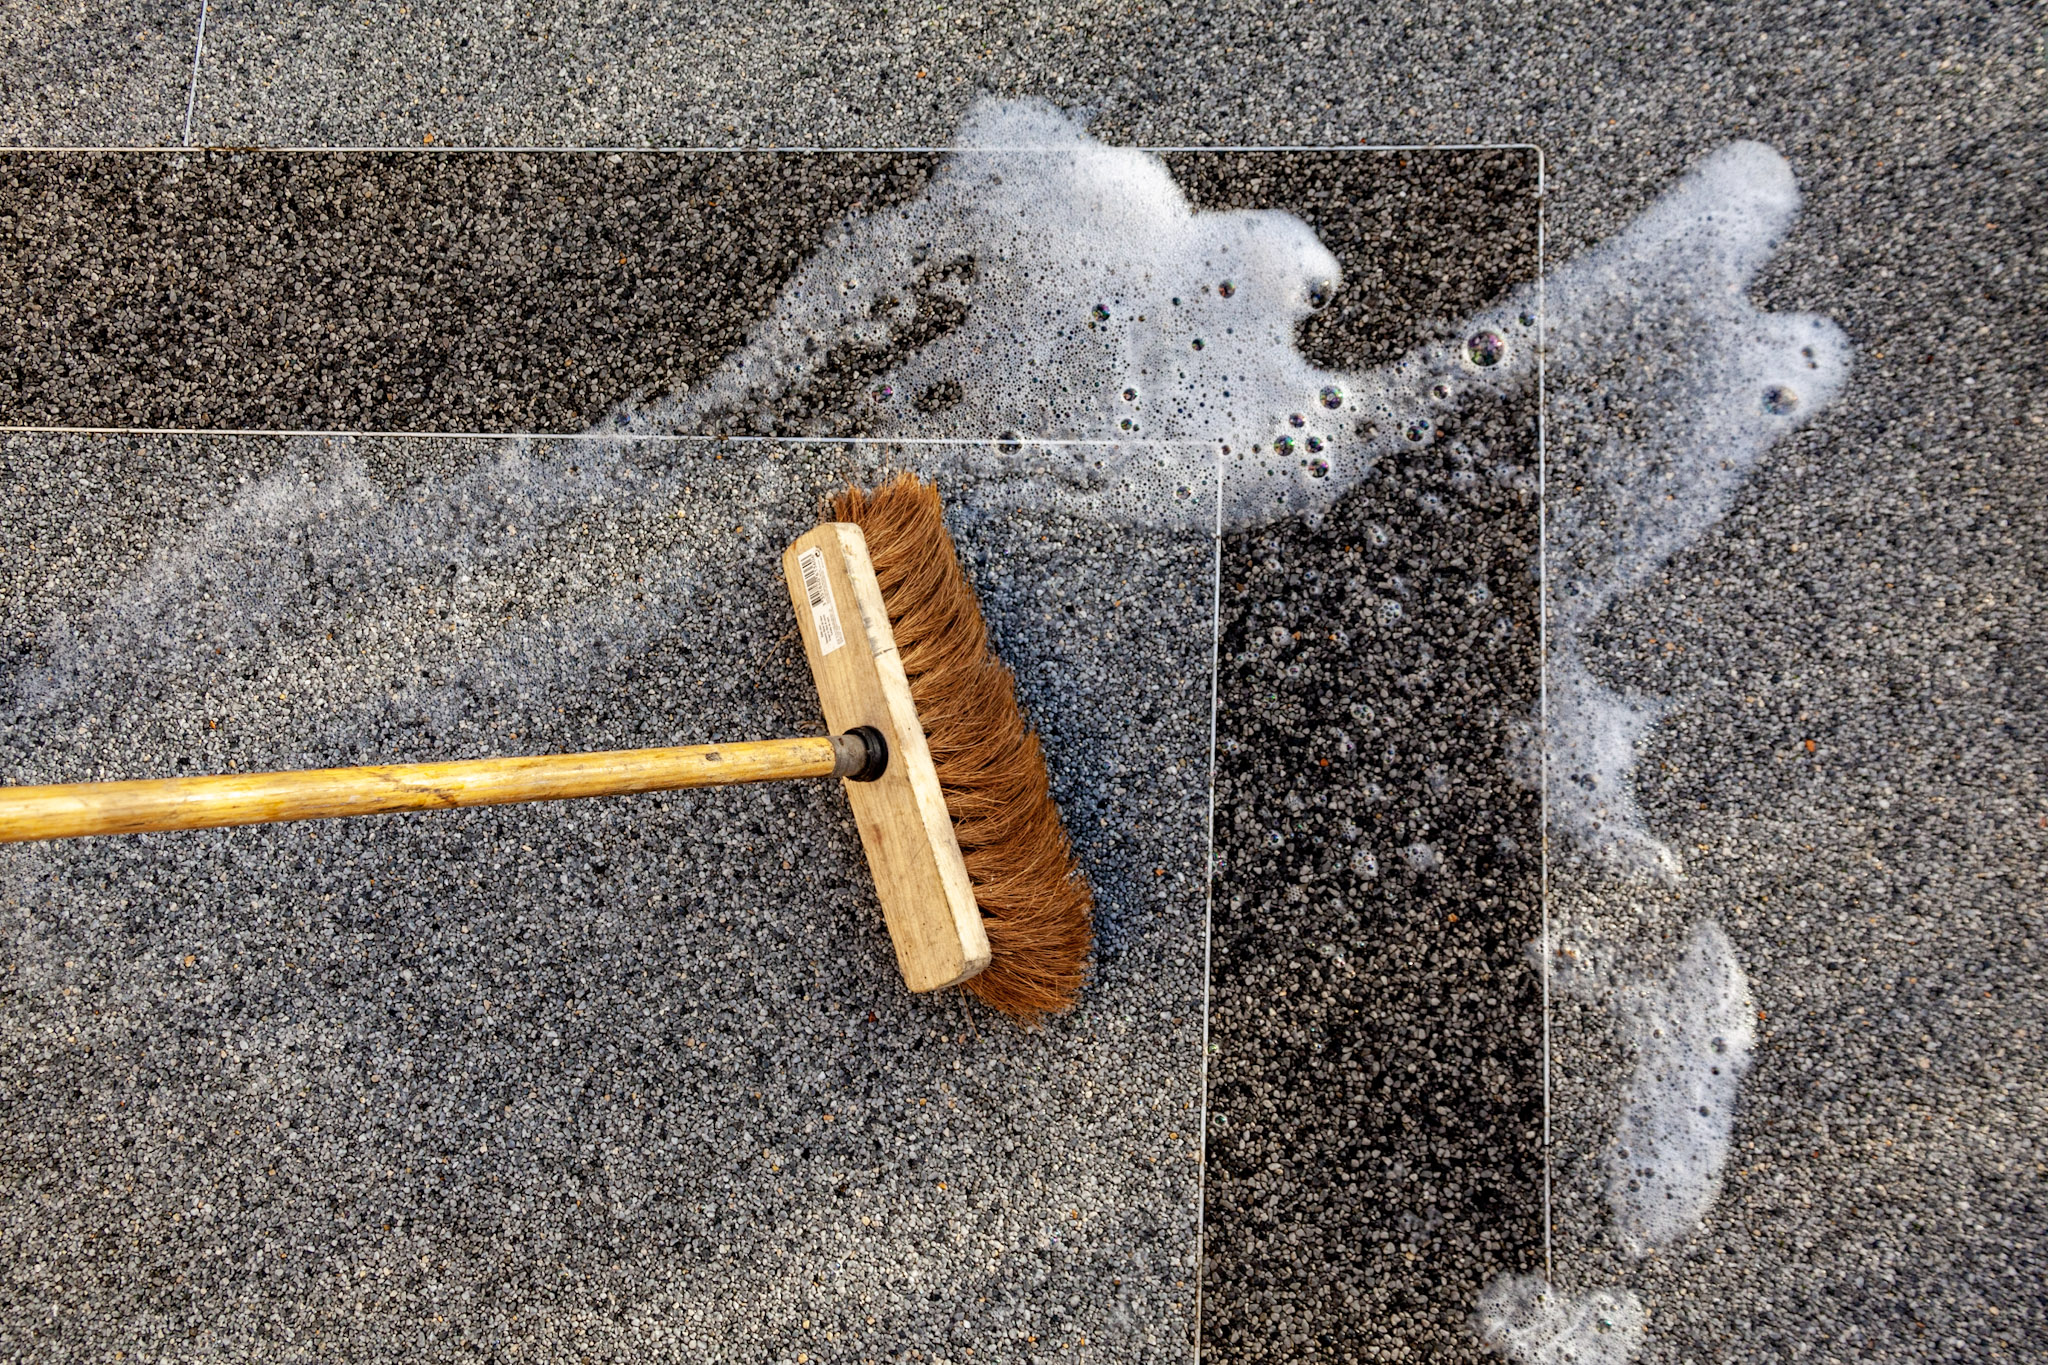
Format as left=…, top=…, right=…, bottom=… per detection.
left=0, top=3, right=2041, bottom=1362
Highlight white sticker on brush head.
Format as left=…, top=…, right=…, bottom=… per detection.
left=795, top=546, right=846, bottom=656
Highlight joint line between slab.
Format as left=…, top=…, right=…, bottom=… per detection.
left=181, top=1, right=210, bottom=149
left=0, top=142, right=1542, bottom=155
left=1190, top=441, right=1225, bottom=1361
left=1536, top=146, right=1553, bottom=1286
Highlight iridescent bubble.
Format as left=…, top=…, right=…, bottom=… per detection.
left=1762, top=385, right=1799, bottom=415
left=1288, top=412, right=1306, bottom=428
left=1378, top=600, right=1402, bottom=622
left=1305, top=436, right=1324, bottom=454
left=1122, top=387, right=1138, bottom=401
left=1091, top=303, right=1110, bottom=322
left=1307, top=278, right=1333, bottom=310
left=1268, top=830, right=1285, bottom=847
left=1431, top=383, right=1451, bottom=401
left=1350, top=849, right=1379, bottom=878
left=1269, top=625, right=1290, bottom=646
left=1517, top=308, right=1536, bottom=328
left=1119, top=418, right=1135, bottom=431
left=1218, top=280, right=1236, bottom=298
left=1307, top=458, right=1330, bottom=479
left=1175, top=485, right=1193, bottom=501
left=1273, top=435, right=1295, bottom=457
left=873, top=384, right=894, bottom=401
left=1366, top=523, right=1390, bottom=547
left=1191, top=338, right=1205, bottom=351
left=1404, top=418, right=1434, bottom=444
left=1465, top=330, right=1507, bottom=367
left=1319, top=385, right=1344, bottom=410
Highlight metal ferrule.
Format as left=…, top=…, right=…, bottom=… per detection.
left=829, top=726, right=890, bottom=783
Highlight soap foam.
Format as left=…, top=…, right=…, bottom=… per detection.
left=1605, top=919, right=1756, bottom=1254
left=624, top=105, right=1852, bottom=877
left=621, top=99, right=1457, bottom=526
left=1476, top=1274, right=1647, bottom=1365
left=1531, top=143, right=1851, bottom=876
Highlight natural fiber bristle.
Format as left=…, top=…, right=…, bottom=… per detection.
left=832, top=474, right=1093, bottom=1022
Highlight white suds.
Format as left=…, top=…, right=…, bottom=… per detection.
left=622, top=99, right=1493, bottom=526
left=1477, top=1274, right=1647, bottom=1365
left=1542, top=668, right=1680, bottom=880
left=1530, top=142, right=1852, bottom=875
left=1606, top=920, right=1756, bottom=1253
left=625, top=109, right=1856, bottom=884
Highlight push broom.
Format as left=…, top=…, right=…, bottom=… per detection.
left=0, top=475, right=1092, bottom=1021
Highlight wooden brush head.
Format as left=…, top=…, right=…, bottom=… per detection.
left=783, top=522, right=990, bottom=995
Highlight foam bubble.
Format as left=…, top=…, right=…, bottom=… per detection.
left=1476, top=1274, right=1647, bottom=1365
left=1606, top=920, right=1756, bottom=1253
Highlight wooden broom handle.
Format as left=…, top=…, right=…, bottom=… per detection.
left=0, top=730, right=887, bottom=843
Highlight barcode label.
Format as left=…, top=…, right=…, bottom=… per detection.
left=797, top=547, right=846, bottom=656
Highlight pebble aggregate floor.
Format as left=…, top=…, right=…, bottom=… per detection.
left=2, top=6, right=2042, bottom=1361
left=1, top=145, right=1540, bottom=1362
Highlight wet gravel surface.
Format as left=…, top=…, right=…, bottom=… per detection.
left=0, top=434, right=1213, bottom=1361
left=1204, top=389, right=1544, bottom=1362
left=1196, top=151, right=1543, bottom=1363
left=0, top=151, right=935, bottom=432
left=1, top=3, right=2042, bottom=1361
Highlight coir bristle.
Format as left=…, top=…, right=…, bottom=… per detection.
left=832, top=474, right=1093, bottom=1021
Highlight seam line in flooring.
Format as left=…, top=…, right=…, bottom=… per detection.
left=1535, top=145, right=1554, bottom=1287
left=180, top=0, right=210, bottom=149
left=1, top=142, right=1544, bottom=155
